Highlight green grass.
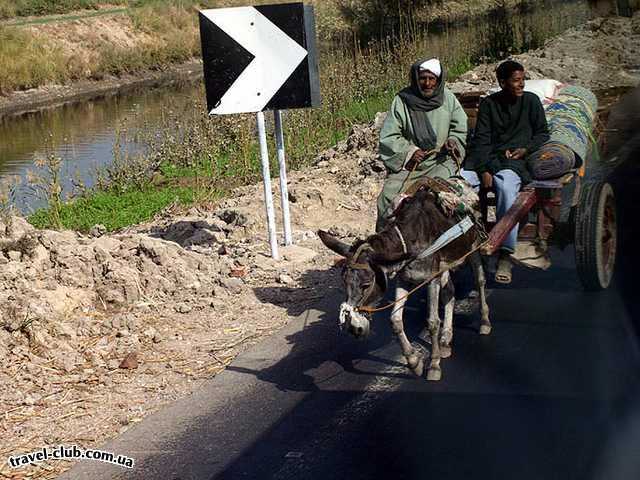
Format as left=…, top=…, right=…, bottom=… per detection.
left=29, top=184, right=205, bottom=232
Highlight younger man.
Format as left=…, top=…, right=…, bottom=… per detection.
left=462, top=60, right=550, bottom=283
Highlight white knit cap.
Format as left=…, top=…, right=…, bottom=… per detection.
left=419, top=58, right=441, bottom=78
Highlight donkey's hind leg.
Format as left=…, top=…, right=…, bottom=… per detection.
left=439, top=271, right=455, bottom=359
left=390, top=285, right=424, bottom=377
left=469, top=252, right=491, bottom=335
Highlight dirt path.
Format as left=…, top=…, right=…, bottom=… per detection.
left=1, top=14, right=638, bottom=480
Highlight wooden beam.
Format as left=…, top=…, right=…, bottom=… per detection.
left=482, top=188, right=538, bottom=255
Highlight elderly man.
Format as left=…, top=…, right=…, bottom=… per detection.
left=462, top=60, right=550, bottom=283
left=376, top=58, right=468, bottom=231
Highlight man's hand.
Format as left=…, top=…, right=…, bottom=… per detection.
left=481, top=172, right=493, bottom=189
left=505, top=148, right=527, bottom=160
left=412, top=149, right=428, bottom=163
left=443, top=138, right=458, bottom=153
left=406, top=149, right=427, bottom=170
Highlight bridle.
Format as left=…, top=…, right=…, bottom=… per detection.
left=344, top=243, right=378, bottom=312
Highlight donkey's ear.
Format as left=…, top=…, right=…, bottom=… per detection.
left=318, top=230, right=351, bottom=257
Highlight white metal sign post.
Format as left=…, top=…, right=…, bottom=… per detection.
left=274, top=110, right=293, bottom=246
left=256, top=111, right=280, bottom=259
left=199, top=3, right=320, bottom=259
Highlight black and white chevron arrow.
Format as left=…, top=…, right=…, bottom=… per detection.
left=199, top=3, right=320, bottom=115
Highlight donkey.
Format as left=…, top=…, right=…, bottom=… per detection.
left=318, top=183, right=491, bottom=381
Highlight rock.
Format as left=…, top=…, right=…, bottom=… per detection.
left=119, top=352, right=139, bottom=370
left=374, top=111, right=387, bottom=129
left=143, top=327, right=157, bottom=339
left=139, top=238, right=173, bottom=266
left=217, top=209, right=249, bottom=227
left=93, top=236, right=121, bottom=253
left=152, top=332, right=163, bottom=344
left=89, top=224, right=107, bottom=237
left=277, top=273, right=295, bottom=285
left=252, top=253, right=277, bottom=271
left=220, top=277, right=244, bottom=294
left=185, top=229, right=225, bottom=246
left=116, top=330, right=130, bottom=338
left=633, top=11, right=640, bottom=35
left=56, top=322, right=76, bottom=339
left=281, top=245, right=317, bottom=264
left=4, top=319, right=22, bottom=333
left=174, top=303, right=193, bottom=314
left=229, top=265, right=247, bottom=278
left=5, top=216, right=34, bottom=240
left=110, top=313, right=133, bottom=330
left=7, top=250, right=21, bottom=261
left=29, top=245, right=50, bottom=268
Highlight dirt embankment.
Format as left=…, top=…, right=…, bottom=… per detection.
left=0, top=0, right=561, bottom=118
left=1, top=14, right=639, bottom=480
left=450, top=15, right=640, bottom=93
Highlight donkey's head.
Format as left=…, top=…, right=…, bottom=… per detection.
left=318, top=230, right=388, bottom=338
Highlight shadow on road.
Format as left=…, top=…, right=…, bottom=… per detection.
left=239, top=265, right=418, bottom=393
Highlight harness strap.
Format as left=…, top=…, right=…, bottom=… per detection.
left=393, top=225, right=408, bottom=255
left=416, top=216, right=474, bottom=260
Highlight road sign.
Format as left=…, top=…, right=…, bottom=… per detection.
left=199, top=3, right=320, bottom=115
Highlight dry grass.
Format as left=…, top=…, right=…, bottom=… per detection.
left=0, top=27, right=68, bottom=94
left=0, top=0, right=535, bottom=94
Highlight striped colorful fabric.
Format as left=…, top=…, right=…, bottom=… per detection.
left=527, top=141, right=576, bottom=180
left=544, top=85, right=598, bottom=165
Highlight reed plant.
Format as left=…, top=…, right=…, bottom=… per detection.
left=24, top=151, right=64, bottom=229
left=0, top=27, right=69, bottom=94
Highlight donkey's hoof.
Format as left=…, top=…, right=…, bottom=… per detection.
left=407, top=353, right=420, bottom=369
left=440, top=345, right=452, bottom=359
left=426, top=367, right=442, bottom=381
left=479, top=324, right=492, bottom=335
left=411, top=358, right=425, bottom=377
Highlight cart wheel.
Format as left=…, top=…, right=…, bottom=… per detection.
left=575, top=181, right=617, bottom=290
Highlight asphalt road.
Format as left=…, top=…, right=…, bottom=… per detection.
left=60, top=242, right=640, bottom=480
left=61, top=89, right=640, bottom=480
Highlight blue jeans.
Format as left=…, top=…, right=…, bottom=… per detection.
left=460, top=169, right=522, bottom=253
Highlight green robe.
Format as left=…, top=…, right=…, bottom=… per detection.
left=376, top=88, right=468, bottom=226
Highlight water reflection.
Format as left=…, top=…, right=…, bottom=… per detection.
left=0, top=81, right=203, bottom=211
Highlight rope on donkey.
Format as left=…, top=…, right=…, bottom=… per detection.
left=357, top=239, right=488, bottom=314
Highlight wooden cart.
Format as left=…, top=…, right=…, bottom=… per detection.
left=457, top=92, right=617, bottom=290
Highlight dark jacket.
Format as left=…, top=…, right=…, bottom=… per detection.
left=469, top=90, right=550, bottom=183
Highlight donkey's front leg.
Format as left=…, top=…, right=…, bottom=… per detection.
left=390, top=285, right=424, bottom=377
left=439, top=271, right=455, bottom=359
left=469, top=252, right=491, bottom=335
left=426, top=278, right=442, bottom=381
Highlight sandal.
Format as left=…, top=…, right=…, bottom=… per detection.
left=495, top=254, right=513, bottom=284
